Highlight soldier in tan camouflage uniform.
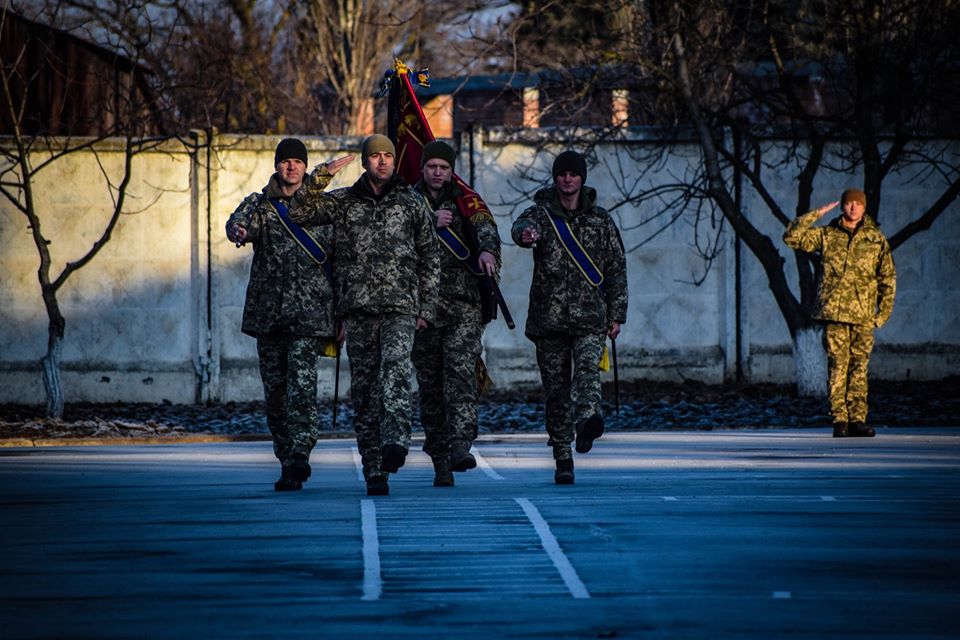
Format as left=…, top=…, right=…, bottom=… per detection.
left=512, top=150, right=628, bottom=484
left=783, top=188, right=896, bottom=438
left=226, top=138, right=351, bottom=491
left=411, top=141, right=501, bottom=487
left=290, top=134, right=440, bottom=496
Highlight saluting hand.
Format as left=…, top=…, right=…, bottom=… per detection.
left=323, top=154, right=355, bottom=176
left=815, top=201, right=840, bottom=218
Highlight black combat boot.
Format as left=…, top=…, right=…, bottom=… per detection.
left=848, top=421, right=875, bottom=438
left=432, top=456, right=454, bottom=487
left=555, top=459, right=575, bottom=485
left=274, top=467, right=302, bottom=492
left=366, top=475, right=389, bottom=496
left=450, top=439, right=477, bottom=472
left=381, top=444, right=407, bottom=473
left=575, top=414, right=605, bottom=453
left=832, top=422, right=849, bottom=438
left=289, top=452, right=312, bottom=482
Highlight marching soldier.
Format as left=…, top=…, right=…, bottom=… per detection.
left=783, top=189, right=896, bottom=437
left=290, top=134, right=440, bottom=496
left=226, top=138, right=350, bottom=491
left=512, top=150, right=628, bottom=485
left=411, top=141, right=501, bottom=487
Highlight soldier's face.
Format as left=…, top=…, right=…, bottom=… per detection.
left=842, top=200, right=865, bottom=225
left=276, top=158, right=306, bottom=189
left=422, top=158, right=452, bottom=191
left=364, top=152, right=395, bottom=184
left=555, top=171, right=583, bottom=196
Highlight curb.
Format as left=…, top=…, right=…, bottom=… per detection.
left=0, top=433, right=358, bottom=448
left=0, top=432, right=550, bottom=448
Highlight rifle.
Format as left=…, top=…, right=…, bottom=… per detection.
left=332, top=324, right=342, bottom=428
left=611, top=337, right=620, bottom=416
left=455, top=202, right=515, bottom=329
left=488, top=276, right=515, bottom=330
left=331, top=343, right=341, bottom=428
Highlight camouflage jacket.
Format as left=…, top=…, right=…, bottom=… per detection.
left=226, top=173, right=335, bottom=338
left=289, top=171, right=440, bottom=322
left=414, top=179, right=501, bottom=326
left=783, top=210, right=896, bottom=327
left=511, top=186, right=628, bottom=338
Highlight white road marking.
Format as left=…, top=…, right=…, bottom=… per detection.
left=515, top=497, right=590, bottom=599
left=472, top=448, right=504, bottom=480
left=360, top=499, right=382, bottom=601
left=820, top=496, right=836, bottom=501
left=351, top=446, right=364, bottom=483
left=773, top=591, right=792, bottom=599
left=662, top=496, right=678, bottom=501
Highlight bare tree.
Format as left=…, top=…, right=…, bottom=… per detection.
left=292, top=0, right=467, bottom=135
left=488, top=0, right=960, bottom=394
left=0, top=1, right=174, bottom=417
left=659, top=0, right=959, bottom=393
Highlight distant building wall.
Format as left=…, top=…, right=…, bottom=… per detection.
left=1, top=130, right=957, bottom=405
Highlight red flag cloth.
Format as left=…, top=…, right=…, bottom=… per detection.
left=393, top=69, right=494, bottom=223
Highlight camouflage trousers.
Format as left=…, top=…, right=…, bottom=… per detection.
left=534, top=333, right=605, bottom=460
left=824, top=322, right=875, bottom=423
left=412, top=308, right=483, bottom=461
left=256, top=334, right=322, bottom=466
left=345, top=314, right=415, bottom=479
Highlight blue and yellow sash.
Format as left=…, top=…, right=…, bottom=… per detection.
left=546, top=211, right=610, bottom=371
left=546, top=212, right=603, bottom=287
left=270, top=198, right=333, bottom=284
left=437, top=225, right=484, bottom=276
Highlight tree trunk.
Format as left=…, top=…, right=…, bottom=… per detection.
left=792, top=325, right=827, bottom=398
left=41, top=332, right=64, bottom=419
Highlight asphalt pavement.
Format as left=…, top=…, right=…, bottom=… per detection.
left=1, top=429, right=958, bottom=639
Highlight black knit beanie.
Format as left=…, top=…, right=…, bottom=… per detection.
left=275, top=138, right=308, bottom=166
left=421, top=140, right=456, bottom=169
left=552, top=150, right=587, bottom=182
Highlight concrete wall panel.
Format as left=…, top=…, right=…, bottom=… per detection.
left=1, top=131, right=957, bottom=406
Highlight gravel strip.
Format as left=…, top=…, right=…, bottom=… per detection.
left=1, top=379, right=956, bottom=441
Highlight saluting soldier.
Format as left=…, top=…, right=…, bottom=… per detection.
left=512, top=150, right=628, bottom=485
left=226, top=138, right=351, bottom=491
left=783, top=189, right=896, bottom=438
left=290, top=134, right=440, bottom=496
left=411, top=141, right=501, bottom=487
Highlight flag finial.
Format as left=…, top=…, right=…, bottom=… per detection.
left=393, top=58, right=430, bottom=87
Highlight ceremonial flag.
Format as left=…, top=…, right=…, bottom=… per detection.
left=385, top=60, right=495, bottom=226
left=384, top=59, right=514, bottom=329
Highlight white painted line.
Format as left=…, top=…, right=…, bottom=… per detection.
left=662, top=496, right=678, bottom=501
left=351, top=446, right=365, bottom=483
left=472, top=448, right=504, bottom=480
left=772, top=591, right=792, bottom=599
left=820, top=496, right=836, bottom=501
left=360, top=499, right=382, bottom=601
left=515, top=497, right=590, bottom=599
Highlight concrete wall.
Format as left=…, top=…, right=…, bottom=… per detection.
left=1, top=130, right=957, bottom=405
